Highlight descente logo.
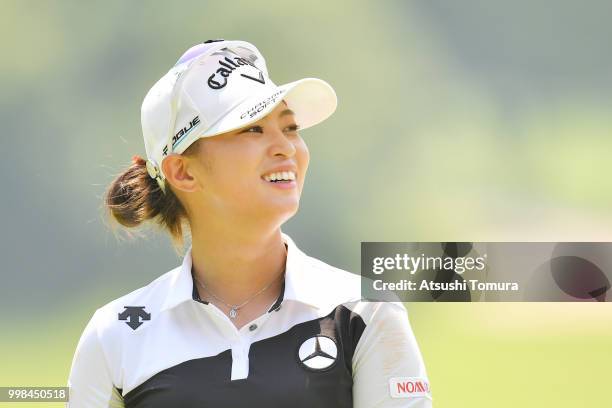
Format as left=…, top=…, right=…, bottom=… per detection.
left=388, top=377, right=431, bottom=399
left=163, top=116, right=200, bottom=156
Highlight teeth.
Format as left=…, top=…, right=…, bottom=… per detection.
left=263, top=171, right=296, bottom=182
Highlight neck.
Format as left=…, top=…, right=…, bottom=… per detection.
left=189, top=223, right=287, bottom=306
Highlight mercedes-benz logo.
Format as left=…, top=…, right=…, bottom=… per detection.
left=297, top=335, right=338, bottom=371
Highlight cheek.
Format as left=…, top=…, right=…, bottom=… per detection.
left=218, top=164, right=251, bottom=185
left=296, top=139, right=310, bottom=175
left=202, top=154, right=248, bottom=194
left=226, top=163, right=263, bottom=200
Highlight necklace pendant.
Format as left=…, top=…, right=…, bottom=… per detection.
left=229, top=308, right=238, bottom=319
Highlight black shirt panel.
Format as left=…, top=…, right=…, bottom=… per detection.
left=123, top=304, right=367, bottom=408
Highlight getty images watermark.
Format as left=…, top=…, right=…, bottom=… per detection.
left=361, top=243, right=612, bottom=302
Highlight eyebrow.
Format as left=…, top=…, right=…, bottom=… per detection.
left=279, top=109, right=295, bottom=118
left=236, top=108, right=296, bottom=133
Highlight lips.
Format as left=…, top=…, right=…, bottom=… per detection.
left=262, top=178, right=297, bottom=189
left=261, top=165, right=298, bottom=181
left=260, top=173, right=297, bottom=190
left=262, top=170, right=297, bottom=183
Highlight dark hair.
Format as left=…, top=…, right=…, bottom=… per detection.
left=103, top=140, right=202, bottom=254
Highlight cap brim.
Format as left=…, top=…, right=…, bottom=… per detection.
left=189, top=78, right=337, bottom=143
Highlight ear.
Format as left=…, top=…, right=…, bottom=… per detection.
left=161, top=154, right=200, bottom=193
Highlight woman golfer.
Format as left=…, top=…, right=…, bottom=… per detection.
left=67, top=39, right=431, bottom=407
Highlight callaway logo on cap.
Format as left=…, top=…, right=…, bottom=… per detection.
left=140, top=39, right=338, bottom=193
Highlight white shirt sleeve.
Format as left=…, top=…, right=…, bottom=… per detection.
left=352, top=301, right=432, bottom=407
left=66, top=309, right=125, bottom=408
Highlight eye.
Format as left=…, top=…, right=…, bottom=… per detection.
left=240, top=125, right=263, bottom=134
left=284, top=124, right=300, bottom=133
left=239, top=124, right=300, bottom=135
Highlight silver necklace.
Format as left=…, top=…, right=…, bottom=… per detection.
left=194, top=270, right=284, bottom=320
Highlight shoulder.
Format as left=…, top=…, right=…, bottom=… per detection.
left=304, top=254, right=361, bottom=288
left=84, top=265, right=181, bottom=351
left=300, top=252, right=407, bottom=317
left=72, top=266, right=180, bottom=387
left=300, top=253, right=362, bottom=306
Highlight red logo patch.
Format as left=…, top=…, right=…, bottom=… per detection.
left=389, top=377, right=431, bottom=399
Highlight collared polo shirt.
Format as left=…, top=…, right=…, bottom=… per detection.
left=67, top=232, right=432, bottom=407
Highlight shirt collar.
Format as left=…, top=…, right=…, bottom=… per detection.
left=160, top=231, right=321, bottom=313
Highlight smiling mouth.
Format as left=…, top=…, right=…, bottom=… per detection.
left=261, top=177, right=297, bottom=185
left=261, top=170, right=297, bottom=183
left=260, top=174, right=297, bottom=189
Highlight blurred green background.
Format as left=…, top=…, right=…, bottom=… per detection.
left=2, top=0, right=612, bottom=406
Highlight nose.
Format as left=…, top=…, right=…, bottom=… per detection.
left=267, top=125, right=297, bottom=158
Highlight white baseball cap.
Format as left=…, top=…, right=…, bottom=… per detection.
left=141, top=39, right=338, bottom=194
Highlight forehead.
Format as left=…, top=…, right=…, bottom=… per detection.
left=270, top=99, right=293, bottom=116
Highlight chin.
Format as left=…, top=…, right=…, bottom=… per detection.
left=264, top=199, right=300, bottom=217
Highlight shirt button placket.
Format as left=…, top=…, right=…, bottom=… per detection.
left=230, top=337, right=250, bottom=381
